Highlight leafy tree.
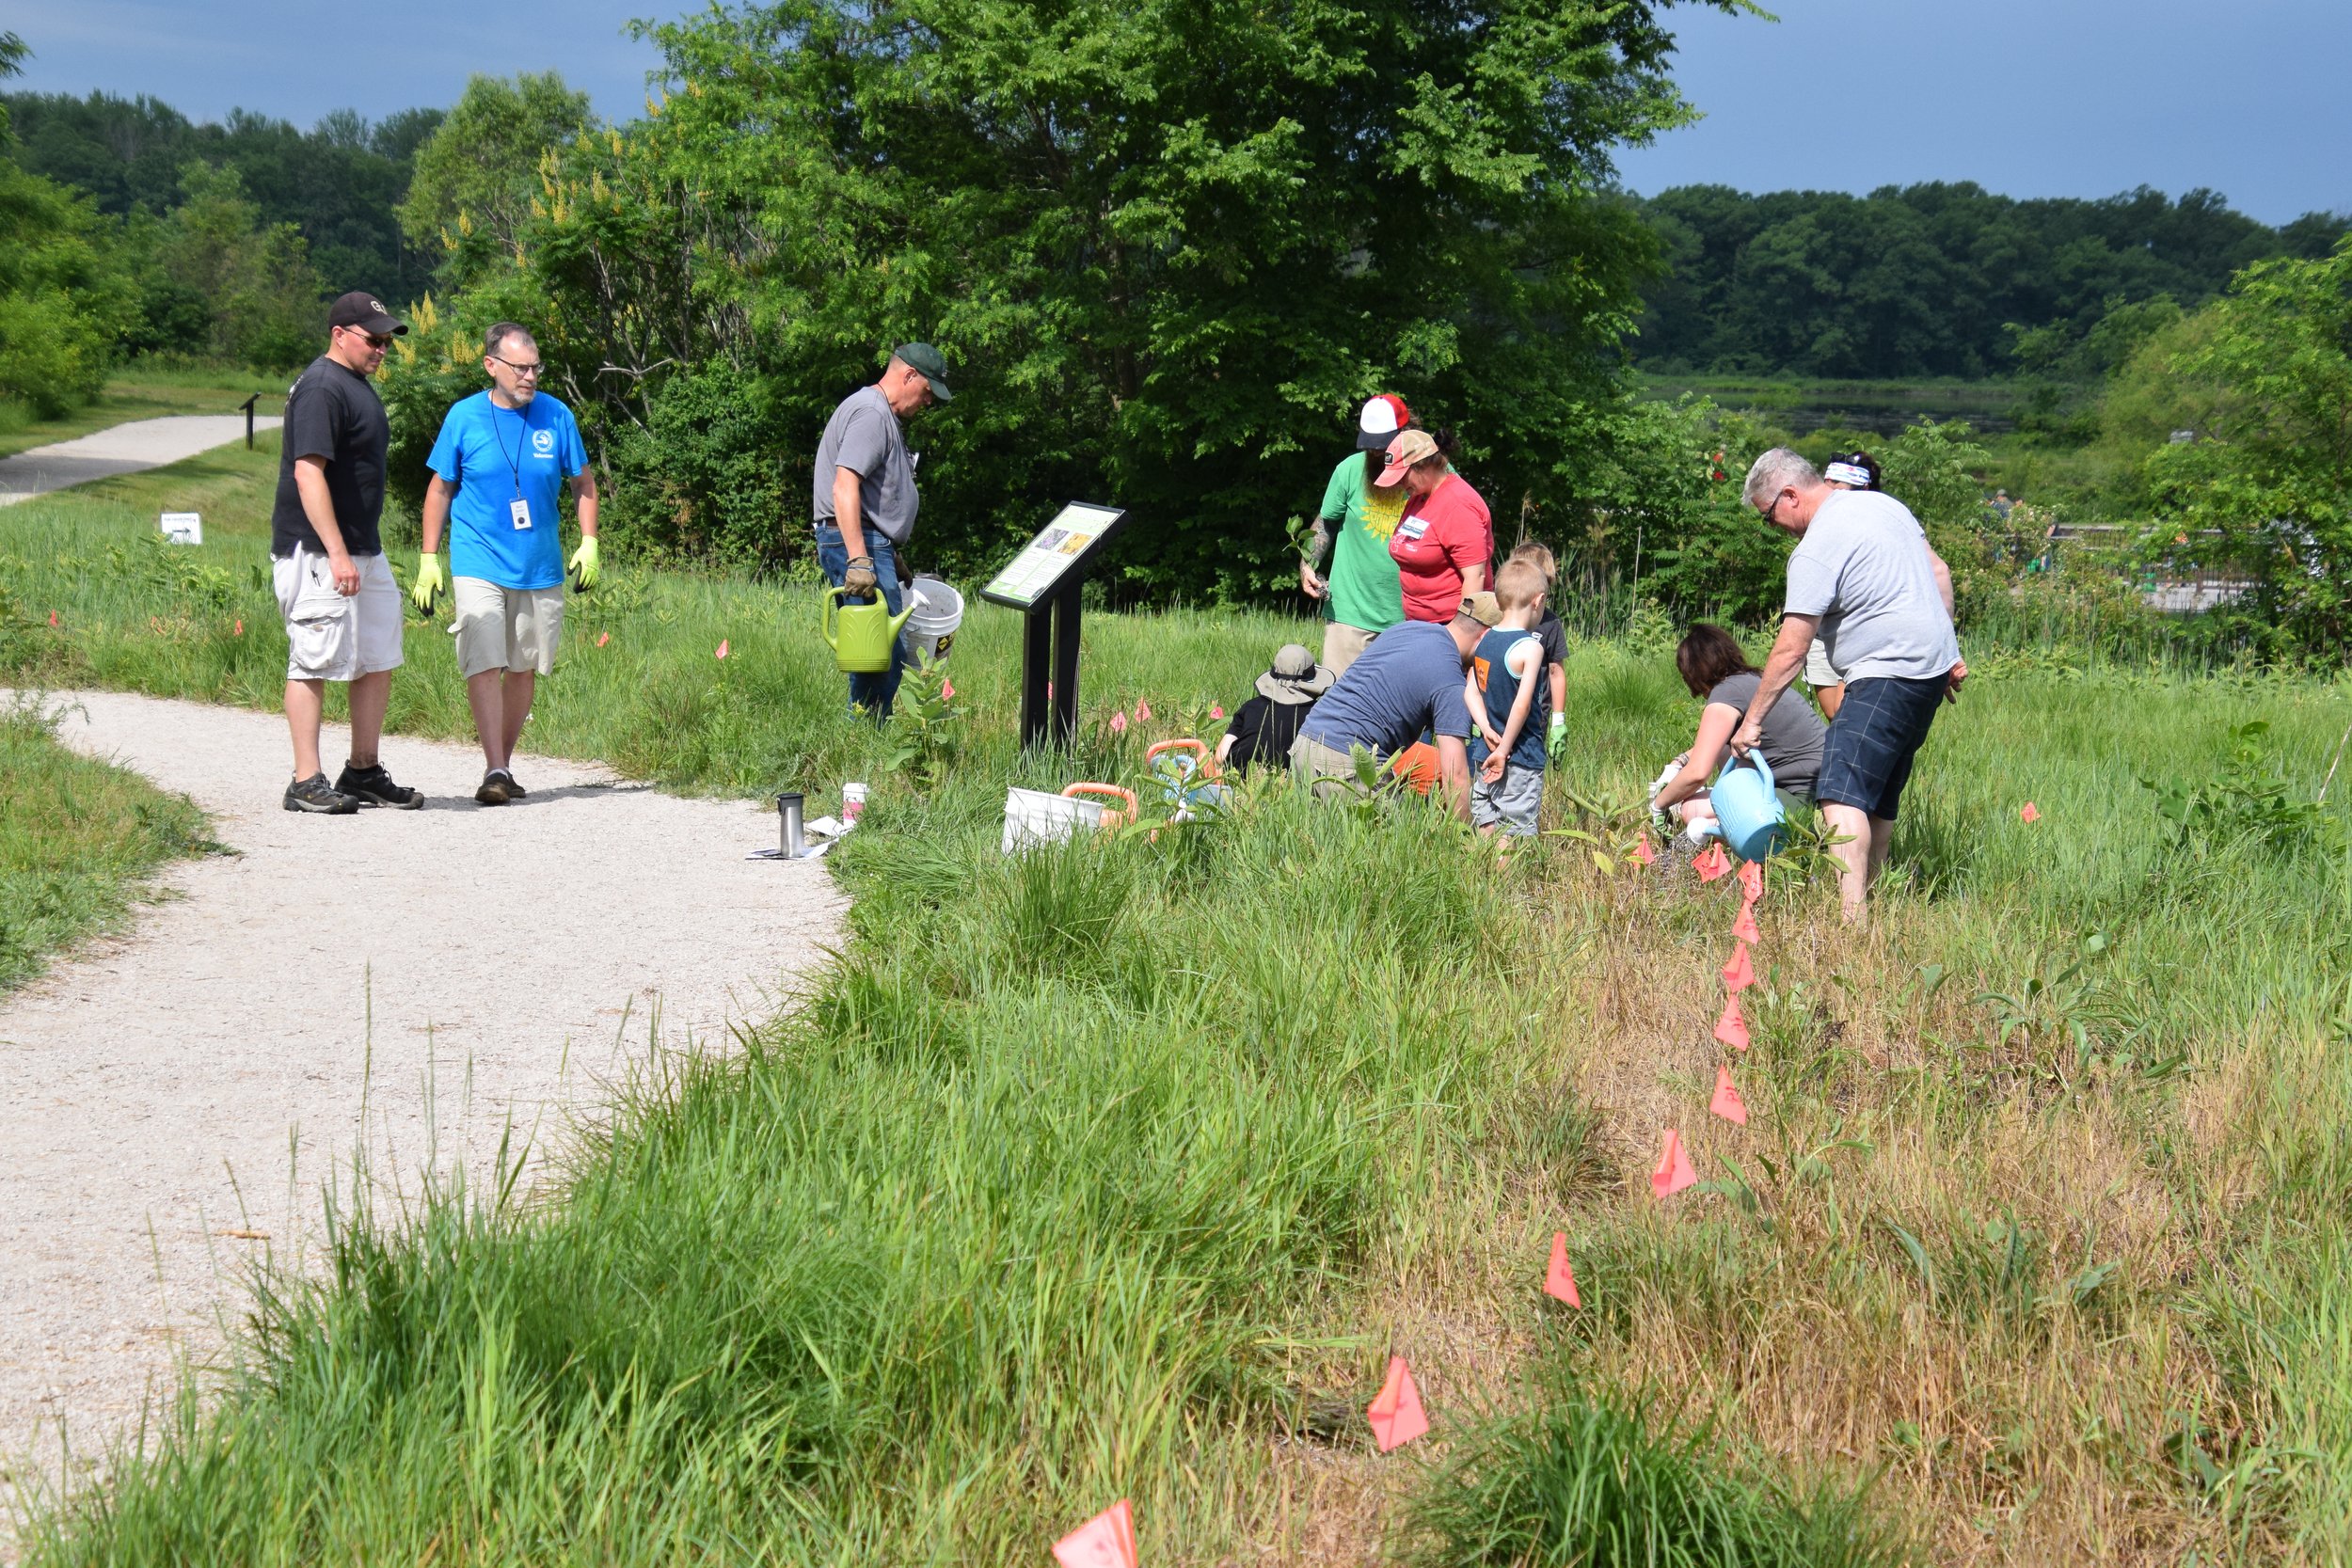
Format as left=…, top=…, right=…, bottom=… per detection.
left=398, top=72, right=593, bottom=291
left=409, top=0, right=1741, bottom=594
left=120, top=163, right=323, bottom=368
left=2135, top=239, right=2352, bottom=655
left=0, top=34, right=135, bottom=415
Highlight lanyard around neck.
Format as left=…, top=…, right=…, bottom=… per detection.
left=490, top=397, right=530, bottom=497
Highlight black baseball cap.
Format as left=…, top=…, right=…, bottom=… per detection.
left=327, top=291, right=407, bottom=337
left=891, top=341, right=952, bottom=402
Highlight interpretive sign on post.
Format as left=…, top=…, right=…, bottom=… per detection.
left=980, top=500, right=1131, bottom=750
left=159, top=512, right=202, bottom=545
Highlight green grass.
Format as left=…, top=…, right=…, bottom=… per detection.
left=0, top=366, right=288, bottom=461
left=0, top=702, right=219, bottom=991
left=14, top=439, right=2352, bottom=1562
left=1403, top=1384, right=1911, bottom=1567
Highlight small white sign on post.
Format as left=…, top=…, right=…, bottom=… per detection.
left=159, top=512, right=202, bottom=545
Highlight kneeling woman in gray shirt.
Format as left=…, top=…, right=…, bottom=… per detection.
left=1648, top=624, right=1826, bottom=849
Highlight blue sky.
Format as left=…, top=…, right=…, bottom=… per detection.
left=8, top=0, right=2348, bottom=226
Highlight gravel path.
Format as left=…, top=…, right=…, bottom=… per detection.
left=0, top=415, right=283, bottom=506
left=0, top=689, right=846, bottom=1519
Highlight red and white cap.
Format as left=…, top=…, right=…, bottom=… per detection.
left=1357, top=393, right=1412, bottom=451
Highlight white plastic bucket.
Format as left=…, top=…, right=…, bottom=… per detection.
left=906, top=578, right=965, bottom=665
left=1001, top=787, right=1105, bottom=855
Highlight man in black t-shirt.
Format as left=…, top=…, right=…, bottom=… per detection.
left=271, top=291, right=424, bottom=813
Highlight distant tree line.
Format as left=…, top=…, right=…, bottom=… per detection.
left=1631, top=182, right=2349, bottom=379
left=3, top=91, right=441, bottom=300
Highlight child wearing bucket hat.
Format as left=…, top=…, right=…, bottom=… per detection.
left=1216, top=643, right=1335, bottom=773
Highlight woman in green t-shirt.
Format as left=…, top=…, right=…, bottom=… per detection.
left=1298, top=395, right=1413, bottom=676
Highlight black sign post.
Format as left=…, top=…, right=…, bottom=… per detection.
left=980, top=501, right=1131, bottom=751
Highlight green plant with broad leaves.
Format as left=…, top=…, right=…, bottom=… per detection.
left=2140, top=720, right=2334, bottom=856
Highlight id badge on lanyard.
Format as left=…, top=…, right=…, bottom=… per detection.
left=510, top=497, right=532, bottom=531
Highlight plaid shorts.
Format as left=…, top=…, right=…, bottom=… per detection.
left=1815, top=675, right=1946, bottom=820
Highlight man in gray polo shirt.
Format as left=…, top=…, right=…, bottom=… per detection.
left=812, top=342, right=951, bottom=718
left=1730, top=448, right=1962, bottom=923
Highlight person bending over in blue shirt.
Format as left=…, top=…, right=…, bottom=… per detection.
left=413, top=323, right=599, bottom=806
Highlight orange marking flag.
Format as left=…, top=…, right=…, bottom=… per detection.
left=1136, top=700, right=1152, bottom=721
left=1737, top=859, right=1762, bottom=904
left=1693, top=841, right=1730, bottom=881
left=596, top=631, right=610, bottom=647
left=1731, top=904, right=1762, bottom=946
left=1367, top=1356, right=1430, bottom=1452
left=1721, top=940, right=1756, bottom=993
left=1052, top=1499, right=1138, bottom=1568
left=47, top=610, right=59, bottom=627
left=1651, top=1128, right=1699, bottom=1198
left=1545, top=1232, right=1581, bottom=1307
left=715, top=639, right=730, bottom=660
left=1632, top=834, right=1656, bottom=866
left=2020, top=801, right=2042, bottom=823
left=1712, top=993, right=1751, bottom=1052
left=1710, top=1065, right=1749, bottom=1126
left=233, top=618, right=244, bottom=636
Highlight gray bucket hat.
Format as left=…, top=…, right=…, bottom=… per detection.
left=1255, top=642, right=1335, bottom=705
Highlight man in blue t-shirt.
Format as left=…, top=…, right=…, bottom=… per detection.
left=414, top=323, right=599, bottom=805
left=1288, top=603, right=1487, bottom=821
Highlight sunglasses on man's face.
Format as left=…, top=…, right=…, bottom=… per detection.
left=340, top=326, right=392, bottom=350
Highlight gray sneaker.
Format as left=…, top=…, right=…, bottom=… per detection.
left=284, top=773, right=359, bottom=815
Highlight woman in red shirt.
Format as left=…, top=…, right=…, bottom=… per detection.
left=1380, top=429, right=1491, bottom=622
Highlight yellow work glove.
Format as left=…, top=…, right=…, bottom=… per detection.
left=567, top=535, right=600, bottom=592
left=410, top=552, right=446, bottom=615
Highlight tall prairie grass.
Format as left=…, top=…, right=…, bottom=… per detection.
left=9, top=441, right=2352, bottom=1562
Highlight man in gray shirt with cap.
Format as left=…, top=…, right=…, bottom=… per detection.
left=812, top=342, right=951, bottom=718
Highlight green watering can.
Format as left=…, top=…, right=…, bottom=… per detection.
left=821, top=586, right=916, bottom=673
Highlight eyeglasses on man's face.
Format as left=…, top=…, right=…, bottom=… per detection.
left=488, top=355, right=543, bottom=378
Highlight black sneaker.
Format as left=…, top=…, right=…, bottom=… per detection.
left=475, top=768, right=514, bottom=806
left=284, top=773, right=359, bottom=815
left=336, top=762, right=425, bottom=810
left=502, top=772, right=527, bottom=798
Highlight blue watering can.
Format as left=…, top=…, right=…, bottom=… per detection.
left=1708, top=749, right=1788, bottom=863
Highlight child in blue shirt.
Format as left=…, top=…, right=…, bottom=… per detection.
left=1462, top=560, right=1550, bottom=836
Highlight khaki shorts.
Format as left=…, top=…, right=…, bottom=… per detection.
left=1321, top=622, right=1378, bottom=677
left=452, top=578, right=564, bottom=678
left=1804, top=638, right=1841, bottom=689
left=273, top=546, right=405, bottom=682
left=1290, top=733, right=1374, bottom=800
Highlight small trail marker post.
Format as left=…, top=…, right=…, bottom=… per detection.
left=980, top=501, right=1132, bottom=751
left=240, top=393, right=260, bottom=450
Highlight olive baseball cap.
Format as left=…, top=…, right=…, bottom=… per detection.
left=892, top=341, right=953, bottom=402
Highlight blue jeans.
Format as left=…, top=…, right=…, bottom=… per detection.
left=814, top=524, right=906, bottom=718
